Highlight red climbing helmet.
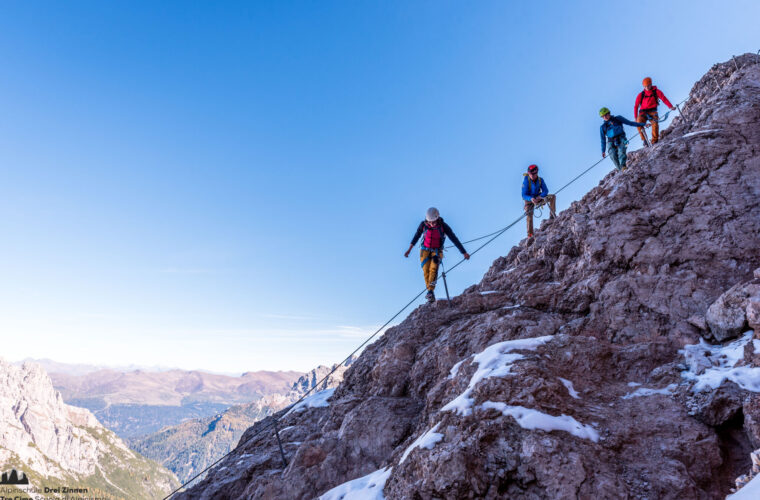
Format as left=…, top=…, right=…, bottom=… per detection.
left=528, top=164, right=539, bottom=174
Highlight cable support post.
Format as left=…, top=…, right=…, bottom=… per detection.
left=440, top=259, right=452, bottom=307
left=273, top=417, right=288, bottom=469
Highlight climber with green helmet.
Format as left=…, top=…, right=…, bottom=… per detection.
left=599, top=107, right=649, bottom=171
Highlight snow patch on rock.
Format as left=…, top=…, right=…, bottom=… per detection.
left=622, top=384, right=677, bottom=399
left=681, top=332, right=760, bottom=392
left=441, top=336, right=553, bottom=416
left=681, top=129, right=721, bottom=138
left=285, top=388, right=335, bottom=417
left=728, top=472, right=760, bottom=499
left=447, top=359, right=468, bottom=380
left=399, top=423, right=443, bottom=464
left=318, top=467, right=392, bottom=500
left=480, top=402, right=599, bottom=442
left=559, top=378, right=581, bottom=399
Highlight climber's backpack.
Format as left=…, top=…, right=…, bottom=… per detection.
left=524, top=173, right=543, bottom=197
left=639, top=87, right=660, bottom=111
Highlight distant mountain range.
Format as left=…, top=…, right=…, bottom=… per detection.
left=129, top=356, right=356, bottom=483
left=47, top=364, right=303, bottom=438
left=20, top=356, right=356, bottom=485
left=0, top=358, right=178, bottom=499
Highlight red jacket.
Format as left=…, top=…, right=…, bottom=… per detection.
left=634, top=86, right=673, bottom=116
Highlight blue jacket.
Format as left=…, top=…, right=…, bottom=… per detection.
left=522, top=175, right=549, bottom=201
left=600, top=115, right=641, bottom=153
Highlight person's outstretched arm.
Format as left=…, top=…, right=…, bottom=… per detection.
left=600, top=125, right=607, bottom=155
left=657, top=89, right=674, bottom=109
left=443, top=223, right=469, bottom=259
left=405, top=222, right=425, bottom=257
left=617, top=115, right=646, bottom=128
left=634, top=93, right=642, bottom=118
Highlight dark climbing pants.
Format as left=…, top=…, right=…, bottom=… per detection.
left=607, top=137, right=628, bottom=170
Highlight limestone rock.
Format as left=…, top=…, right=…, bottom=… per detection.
left=744, top=395, right=760, bottom=449
left=748, top=298, right=760, bottom=334
left=705, top=282, right=759, bottom=341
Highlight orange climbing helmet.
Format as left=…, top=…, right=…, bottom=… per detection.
left=642, top=77, right=652, bottom=87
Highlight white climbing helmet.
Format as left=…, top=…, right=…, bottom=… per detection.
left=425, top=207, right=440, bottom=222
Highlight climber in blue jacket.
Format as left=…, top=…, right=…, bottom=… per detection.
left=521, top=164, right=556, bottom=238
left=599, top=107, right=649, bottom=171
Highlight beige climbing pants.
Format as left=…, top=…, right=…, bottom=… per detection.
left=524, top=194, right=556, bottom=236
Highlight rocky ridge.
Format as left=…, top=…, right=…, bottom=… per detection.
left=0, top=358, right=178, bottom=499
left=176, top=53, right=760, bottom=499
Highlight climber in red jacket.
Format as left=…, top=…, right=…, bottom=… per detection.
left=634, top=77, right=675, bottom=145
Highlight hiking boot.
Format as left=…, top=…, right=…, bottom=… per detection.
left=426, top=291, right=435, bottom=303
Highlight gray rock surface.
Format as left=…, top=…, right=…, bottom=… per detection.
left=747, top=296, right=760, bottom=335
left=705, top=281, right=760, bottom=341
left=175, top=53, right=760, bottom=500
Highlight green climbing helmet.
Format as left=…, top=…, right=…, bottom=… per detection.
left=599, top=107, right=611, bottom=117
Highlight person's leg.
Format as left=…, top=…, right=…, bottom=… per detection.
left=637, top=113, right=648, bottom=144
left=420, top=250, right=433, bottom=290
left=608, top=143, right=622, bottom=170
left=524, top=201, right=534, bottom=236
left=650, top=111, right=660, bottom=143
left=618, top=141, right=628, bottom=169
left=426, top=253, right=439, bottom=292
left=546, top=194, right=556, bottom=219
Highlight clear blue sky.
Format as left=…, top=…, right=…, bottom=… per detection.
left=1, top=1, right=757, bottom=373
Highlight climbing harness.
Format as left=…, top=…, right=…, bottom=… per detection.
left=420, top=247, right=440, bottom=268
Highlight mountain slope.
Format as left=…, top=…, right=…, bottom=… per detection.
left=130, top=357, right=356, bottom=483
left=175, top=53, right=760, bottom=499
left=0, top=358, right=179, bottom=499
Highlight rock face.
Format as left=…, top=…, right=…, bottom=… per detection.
left=131, top=357, right=356, bottom=483
left=175, top=53, right=760, bottom=499
left=0, top=358, right=178, bottom=499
